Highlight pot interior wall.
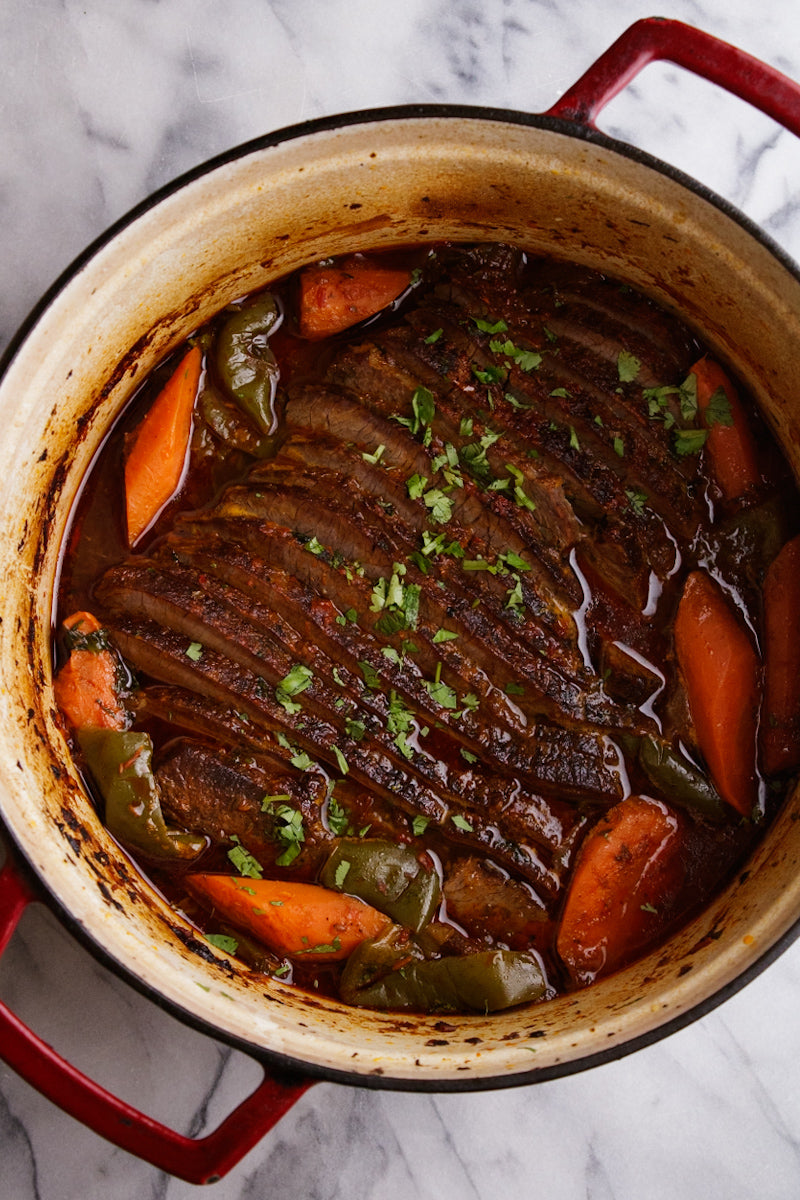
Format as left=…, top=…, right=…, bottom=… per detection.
left=1, top=113, right=799, bottom=1083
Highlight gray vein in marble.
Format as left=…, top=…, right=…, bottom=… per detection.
left=0, top=1080, right=42, bottom=1200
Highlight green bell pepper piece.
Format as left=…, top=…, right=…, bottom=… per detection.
left=638, top=736, right=726, bottom=822
left=320, top=838, right=441, bottom=933
left=198, top=383, right=274, bottom=458
left=78, top=729, right=206, bottom=860
left=340, top=924, right=547, bottom=1013
left=215, top=295, right=280, bottom=436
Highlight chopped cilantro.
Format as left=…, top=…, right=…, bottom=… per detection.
left=460, top=440, right=493, bottom=482
left=505, top=463, right=536, bottom=511
left=423, top=488, right=454, bottom=524
left=411, top=815, right=430, bottom=836
left=334, top=860, right=351, bottom=888
left=412, top=386, right=436, bottom=431
left=451, top=814, right=474, bottom=833
left=371, top=566, right=421, bottom=633
left=332, top=746, right=349, bottom=775
left=679, top=372, right=699, bottom=421
left=472, top=316, right=508, bottom=334
left=261, top=793, right=292, bottom=809
left=459, top=747, right=478, bottom=764
left=626, top=488, right=648, bottom=516
left=472, top=363, right=508, bottom=386
left=296, top=937, right=343, bottom=955
left=272, top=803, right=305, bottom=866
left=704, top=385, right=734, bottom=428
left=275, top=663, right=313, bottom=714
left=185, top=641, right=203, bottom=662
left=504, top=392, right=533, bottom=410
left=361, top=444, right=386, bottom=466
left=326, top=792, right=351, bottom=836
left=432, top=628, right=459, bottom=644
left=407, top=473, right=427, bottom=499
left=422, top=662, right=458, bottom=710
left=674, top=427, right=708, bottom=456
left=424, top=328, right=443, bottom=344
left=289, top=749, right=315, bottom=771
left=505, top=574, right=524, bottom=611
left=204, top=934, right=239, bottom=954
left=499, top=550, right=531, bottom=572
left=227, top=836, right=264, bottom=879
left=345, top=717, right=366, bottom=741
left=612, top=436, right=625, bottom=457
left=513, top=348, right=542, bottom=372
left=358, top=660, right=382, bottom=690
left=617, top=350, right=641, bottom=383
left=489, top=338, right=541, bottom=371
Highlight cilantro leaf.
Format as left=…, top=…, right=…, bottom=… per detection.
left=227, top=836, right=264, bottom=879
left=423, top=488, right=454, bottom=524
left=617, top=350, right=641, bottom=383
left=472, top=316, right=508, bottom=334
left=275, top=663, right=313, bottom=714
left=204, top=934, right=239, bottom=954
left=704, top=385, right=734, bottom=428
left=673, top=427, right=708, bottom=456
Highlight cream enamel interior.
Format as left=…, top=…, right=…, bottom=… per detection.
left=1, top=114, right=799, bottom=1083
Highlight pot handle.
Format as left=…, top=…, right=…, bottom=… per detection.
left=547, top=16, right=800, bottom=137
left=0, top=854, right=315, bottom=1184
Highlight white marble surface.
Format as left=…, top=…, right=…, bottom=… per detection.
left=2, top=0, right=800, bottom=1195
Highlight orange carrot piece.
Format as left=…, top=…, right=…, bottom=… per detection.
left=53, top=611, right=128, bottom=731
left=691, top=355, right=760, bottom=500
left=674, top=570, right=760, bottom=816
left=187, top=875, right=388, bottom=962
left=298, top=256, right=412, bottom=340
left=124, top=344, right=202, bottom=545
left=556, top=796, right=686, bottom=984
left=761, top=534, right=800, bottom=774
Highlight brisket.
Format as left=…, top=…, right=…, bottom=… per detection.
left=92, top=244, right=707, bottom=916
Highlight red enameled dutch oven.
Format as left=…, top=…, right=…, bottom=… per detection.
left=2, top=18, right=800, bottom=1185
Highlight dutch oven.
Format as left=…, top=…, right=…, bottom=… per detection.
left=1, top=18, right=800, bottom=1184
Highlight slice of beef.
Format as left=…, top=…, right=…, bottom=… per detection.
left=442, top=856, right=549, bottom=949
left=155, top=737, right=331, bottom=875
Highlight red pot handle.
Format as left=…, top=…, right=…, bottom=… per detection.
left=0, top=855, right=315, bottom=1184
left=547, top=16, right=800, bottom=138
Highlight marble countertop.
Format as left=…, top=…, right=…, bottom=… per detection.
left=2, top=1, right=800, bottom=1196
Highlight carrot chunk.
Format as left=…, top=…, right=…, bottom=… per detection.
left=556, top=796, right=687, bottom=984
left=186, top=875, right=388, bottom=961
left=298, top=256, right=412, bottom=339
left=674, top=570, right=760, bottom=816
left=691, top=355, right=760, bottom=500
left=53, top=611, right=128, bottom=731
left=124, top=344, right=202, bottom=545
left=761, top=533, right=800, bottom=774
